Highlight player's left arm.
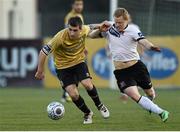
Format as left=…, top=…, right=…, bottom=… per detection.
left=35, top=31, right=61, bottom=80
left=138, top=39, right=161, bottom=52
left=89, top=24, right=101, bottom=30
left=132, top=27, right=161, bottom=52
left=88, top=29, right=102, bottom=38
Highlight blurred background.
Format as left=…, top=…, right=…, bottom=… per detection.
left=0, top=0, right=180, bottom=89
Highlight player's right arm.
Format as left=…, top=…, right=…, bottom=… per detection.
left=35, top=50, right=47, bottom=80
left=88, top=21, right=111, bottom=38
left=35, top=31, right=61, bottom=80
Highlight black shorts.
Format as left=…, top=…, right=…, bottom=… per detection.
left=113, top=60, right=152, bottom=93
left=56, top=62, right=91, bottom=89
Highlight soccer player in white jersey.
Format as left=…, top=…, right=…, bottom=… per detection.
left=92, top=8, right=169, bottom=122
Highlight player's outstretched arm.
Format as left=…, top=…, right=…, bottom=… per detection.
left=35, top=47, right=48, bottom=80
left=138, top=39, right=161, bottom=52
left=88, top=21, right=111, bottom=38
left=89, top=24, right=101, bottom=30
left=88, top=29, right=102, bottom=38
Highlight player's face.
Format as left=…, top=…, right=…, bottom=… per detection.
left=68, top=25, right=81, bottom=40
left=73, top=1, right=83, bottom=13
left=114, top=16, right=129, bottom=32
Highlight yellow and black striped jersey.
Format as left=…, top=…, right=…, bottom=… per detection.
left=47, top=25, right=90, bottom=69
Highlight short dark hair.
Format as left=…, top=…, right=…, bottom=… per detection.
left=68, top=16, right=83, bottom=28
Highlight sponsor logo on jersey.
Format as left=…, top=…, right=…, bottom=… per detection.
left=141, top=47, right=178, bottom=79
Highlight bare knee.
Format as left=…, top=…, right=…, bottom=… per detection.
left=65, top=85, right=79, bottom=101
left=69, top=93, right=79, bottom=101
left=81, top=79, right=93, bottom=90
left=144, top=87, right=156, bottom=99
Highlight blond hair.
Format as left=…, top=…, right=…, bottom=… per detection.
left=113, top=8, right=130, bottom=21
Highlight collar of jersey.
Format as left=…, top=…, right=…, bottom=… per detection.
left=112, top=24, right=128, bottom=33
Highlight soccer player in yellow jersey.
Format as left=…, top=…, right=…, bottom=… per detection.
left=64, top=0, right=84, bottom=26
left=35, top=17, right=110, bottom=124
left=62, top=0, right=84, bottom=102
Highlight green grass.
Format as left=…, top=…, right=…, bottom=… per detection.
left=0, top=87, right=180, bottom=131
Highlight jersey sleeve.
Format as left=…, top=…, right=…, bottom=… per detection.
left=47, top=31, right=63, bottom=53
left=131, top=26, right=145, bottom=41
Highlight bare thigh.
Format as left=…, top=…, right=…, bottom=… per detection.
left=124, top=86, right=141, bottom=102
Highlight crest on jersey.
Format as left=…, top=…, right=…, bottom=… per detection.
left=138, top=32, right=144, bottom=38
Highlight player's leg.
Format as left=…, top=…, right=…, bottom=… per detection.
left=123, top=86, right=141, bottom=101
left=136, top=60, right=155, bottom=101
left=124, top=86, right=169, bottom=122
left=76, top=62, right=101, bottom=108
left=76, top=62, right=110, bottom=118
left=142, top=87, right=155, bottom=114
left=114, top=61, right=169, bottom=122
left=81, top=78, right=110, bottom=118
left=143, top=87, right=156, bottom=101
left=135, top=60, right=169, bottom=121
left=61, top=81, right=80, bottom=103
left=65, top=84, right=93, bottom=124
left=56, top=67, right=92, bottom=124
left=81, top=78, right=100, bottom=107
left=124, top=86, right=168, bottom=120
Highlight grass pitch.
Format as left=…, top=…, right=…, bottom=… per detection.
left=0, top=87, right=180, bottom=131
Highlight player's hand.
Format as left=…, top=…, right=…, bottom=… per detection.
left=35, top=70, right=45, bottom=80
left=99, top=21, right=111, bottom=32
left=150, top=46, right=161, bottom=52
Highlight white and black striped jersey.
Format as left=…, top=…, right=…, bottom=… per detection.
left=102, top=22, right=145, bottom=62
